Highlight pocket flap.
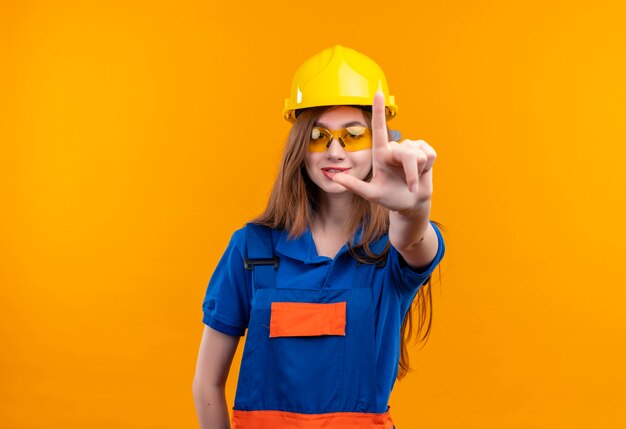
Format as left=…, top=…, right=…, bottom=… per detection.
left=269, top=302, right=346, bottom=338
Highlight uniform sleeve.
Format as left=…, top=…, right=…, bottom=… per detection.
left=202, top=228, right=251, bottom=337
left=387, top=221, right=446, bottom=293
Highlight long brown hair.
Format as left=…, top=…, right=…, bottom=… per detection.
left=252, top=106, right=443, bottom=380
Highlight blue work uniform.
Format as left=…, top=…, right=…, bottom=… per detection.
left=202, top=221, right=445, bottom=429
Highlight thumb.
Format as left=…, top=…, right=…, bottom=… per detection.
left=331, top=172, right=375, bottom=201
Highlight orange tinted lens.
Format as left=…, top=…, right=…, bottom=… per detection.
left=308, top=127, right=331, bottom=152
left=340, top=126, right=372, bottom=151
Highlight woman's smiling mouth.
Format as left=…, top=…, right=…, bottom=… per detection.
left=321, top=167, right=350, bottom=179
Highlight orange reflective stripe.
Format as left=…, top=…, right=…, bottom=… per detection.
left=269, top=302, right=346, bottom=338
left=232, top=409, right=394, bottom=429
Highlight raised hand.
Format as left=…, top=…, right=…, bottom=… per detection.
left=331, top=91, right=436, bottom=215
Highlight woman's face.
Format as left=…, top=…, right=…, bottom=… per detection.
left=304, top=106, right=372, bottom=195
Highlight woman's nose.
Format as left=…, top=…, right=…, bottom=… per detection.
left=326, top=138, right=346, bottom=159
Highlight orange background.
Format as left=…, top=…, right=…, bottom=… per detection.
left=2, top=1, right=625, bottom=428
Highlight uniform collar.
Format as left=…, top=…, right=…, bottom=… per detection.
left=274, top=226, right=387, bottom=264
left=275, top=227, right=338, bottom=264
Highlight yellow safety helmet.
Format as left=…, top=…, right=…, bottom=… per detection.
left=283, top=45, right=398, bottom=123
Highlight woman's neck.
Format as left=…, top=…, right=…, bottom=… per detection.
left=310, top=192, right=354, bottom=258
left=312, top=192, right=353, bottom=233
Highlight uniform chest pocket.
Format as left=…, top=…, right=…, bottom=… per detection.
left=267, top=301, right=347, bottom=413
left=269, top=302, right=346, bottom=338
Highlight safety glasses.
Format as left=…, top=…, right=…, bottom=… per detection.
left=308, top=125, right=372, bottom=152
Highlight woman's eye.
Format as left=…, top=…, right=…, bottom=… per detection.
left=311, top=128, right=322, bottom=140
left=345, top=126, right=365, bottom=139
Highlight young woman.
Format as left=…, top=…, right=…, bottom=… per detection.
left=192, top=45, right=445, bottom=429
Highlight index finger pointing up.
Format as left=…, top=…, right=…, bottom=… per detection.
left=372, top=90, right=388, bottom=150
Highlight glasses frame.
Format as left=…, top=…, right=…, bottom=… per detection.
left=308, top=125, right=372, bottom=152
